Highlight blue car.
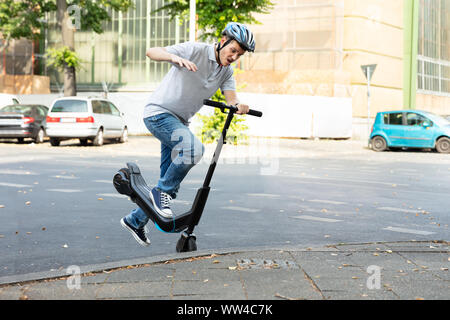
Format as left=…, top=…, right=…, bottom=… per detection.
left=369, top=110, right=450, bottom=153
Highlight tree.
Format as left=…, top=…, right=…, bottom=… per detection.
left=156, top=0, right=274, bottom=41
left=0, top=0, right=133, bottom=96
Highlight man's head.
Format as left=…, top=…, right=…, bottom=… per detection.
left=216, top=22, right=255, bottom=66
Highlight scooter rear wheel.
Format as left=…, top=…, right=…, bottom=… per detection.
left=176, top=233, right=197, bottom=252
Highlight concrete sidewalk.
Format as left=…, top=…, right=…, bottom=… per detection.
left=0, top=241, right=448, bottom=300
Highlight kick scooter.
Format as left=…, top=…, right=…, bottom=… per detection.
left=113, top=99, right=263, bottom=252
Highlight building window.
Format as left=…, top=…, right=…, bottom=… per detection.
left=417, top=0, right=450, bottom=96
left=46, top=0, right=188, bottom=90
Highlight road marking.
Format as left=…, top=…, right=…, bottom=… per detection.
left=307, top=199, right=346, bottom=205
left=291, top=215, right=342, bottom=223
left=93, top=180, right=111, bottom=184
left=246, top=193, right=280, bottom=199
left=46, top=189, right=82, bottom=193
left=377, top=207, right=421, bottom=214
left=0, top=169, right=38, bottom=175
left=297, top=175, right=409, bottom=187
left=383, top=226, right=435, bottom=236
left=221, top=206, right=260, bottom=213
left=97, top=193, right=128, bottom=199
left=0, top=182, right=32, bottom=188
left=51, top=175, right=79, bottom=180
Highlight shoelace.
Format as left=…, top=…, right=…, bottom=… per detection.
left=160, top=192, right=172, bottom=208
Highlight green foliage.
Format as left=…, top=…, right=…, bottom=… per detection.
left=0, top=0, right=56, bottom=42
left=154, top=0, right=274, bottom=41
left=196, top=89, right=249, bottom=145
left=71, top=0, right=134, bottom=34
left=45, top=46, right=83, bottom=71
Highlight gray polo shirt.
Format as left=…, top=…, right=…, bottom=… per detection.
left=143, top=42, right=236, bottom=124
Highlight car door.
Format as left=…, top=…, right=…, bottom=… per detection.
left=108, top=102, right=124, bottom=137
left=403, top=112, right=435, bottom=148
left=91, top=100, right=106, bottom=134
left=383, top=112, right=405, bottom=146
left=100, top=101, right=116, bottom=137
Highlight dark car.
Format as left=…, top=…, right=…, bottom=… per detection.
left=0, top=104, right=49, bottom=143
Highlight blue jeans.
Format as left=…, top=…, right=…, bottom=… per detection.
left=125, top=113, right=205, bottom=229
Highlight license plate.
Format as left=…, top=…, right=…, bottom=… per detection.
left=60, top=118, right=76, bottom=123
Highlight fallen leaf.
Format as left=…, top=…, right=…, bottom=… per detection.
left=203, top=279, right=209, bottom=283
left=386, top=250, right=393, bottom=254
left=41, top=227, right=46, bottom=231
left=415, top=297, right=425, bottom=300
left=25, top=201, right=31, bottom=205
left=0, top=235, right=4, bottom=238
left=373, top=253, right=379, bottom=256
left=0, top=205, right=5, bottom=208
left=212, top=260, right=220, bottom=264
left=26, top=232, right=32, bottom=235
left=351, top=276, right=359, bottom=279
left=97, top=198, right=104, bottom=201
left=440, top=267, right=448, bottom=271
left=228, top=266, right=237, bottom=270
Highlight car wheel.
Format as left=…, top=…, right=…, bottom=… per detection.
left=119, top=127, right=128, bottom=143
left=436, top=137, right=450, bottom=153
left=93, top=129, right=104, bottom=146
left=371, top=136, right=387, bottom=152
left=34, top=128, right=45, bottom=144
left=79, top=138, right=88, bottom=146
left=50, top=138, right=60, bottom=147
left=17, top=138, right=24, bottom=144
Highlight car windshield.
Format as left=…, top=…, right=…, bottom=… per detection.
left=422, top=111, right=450, bottom=126
left=1, top=105, right=33, bottom=115
left=51, top=100, right=88, bottom=113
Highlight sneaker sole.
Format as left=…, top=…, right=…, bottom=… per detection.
left=120, top=218, right=150, bottom=247
left=149, top=190, right=174, bottom=219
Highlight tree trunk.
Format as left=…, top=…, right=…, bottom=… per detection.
left=57, top=0, right=76, bottom=96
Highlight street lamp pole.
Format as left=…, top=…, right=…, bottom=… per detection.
left=189, top=0, right=196, bottom=42
left=361, top=64, right=377, bottom=146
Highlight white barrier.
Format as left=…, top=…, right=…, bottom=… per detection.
left=19, top=92, right=353, bottom=138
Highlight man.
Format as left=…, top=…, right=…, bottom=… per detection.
left=121, top=22, right=256, bottom=246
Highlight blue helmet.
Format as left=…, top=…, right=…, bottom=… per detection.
left=221, top=22, right=255, bottom=52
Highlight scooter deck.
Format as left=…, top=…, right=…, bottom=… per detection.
left=124, top=162, right=194, bottom=233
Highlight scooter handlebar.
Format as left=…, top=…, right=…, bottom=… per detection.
left=203, top=99, right=263, bottom=118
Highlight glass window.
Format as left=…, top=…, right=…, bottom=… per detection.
left=51, top=100, right=88, bottom=113
left=101, top=101, right=112, bottom=114
left=384, top=113, right=404, bottom=125
left=92, top=100, right=103, bottom=114
left=1, top=105, right=33, bottom=115
left=109, top=103, right=121, bottom=116
left=406, top=113, right=431, bottom=126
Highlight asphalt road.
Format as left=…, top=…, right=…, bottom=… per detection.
left=0, top=136, right=449, bottom=278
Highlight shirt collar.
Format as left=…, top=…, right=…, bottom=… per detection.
left=208, top=44, right=219, bottom=64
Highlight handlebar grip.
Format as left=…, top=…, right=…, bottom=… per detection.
left=203, top=99, right=263, bottom=117
left=248, top=109, right=263, bottom=118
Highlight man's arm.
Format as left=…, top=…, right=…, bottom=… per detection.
left=146, top=47, right=198, bottom=72
left=223, top=90, right=249, bottom=114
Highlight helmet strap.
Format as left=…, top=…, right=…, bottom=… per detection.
left=216, top=38, right=233, bottom=66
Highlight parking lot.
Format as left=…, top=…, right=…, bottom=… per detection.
left=0, top=136, right=449, bottom=278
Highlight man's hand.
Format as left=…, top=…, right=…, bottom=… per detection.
left=170, top=54, right=198, bottom=72
left=236, top=103, right=250, bottom=115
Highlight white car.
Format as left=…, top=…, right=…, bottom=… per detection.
left=0, top=93, right=20, bottom=108
left=46, top=96, right=128, bottom=146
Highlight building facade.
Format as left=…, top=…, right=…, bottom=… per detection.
left=2, top=0, right=448, bottom=118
